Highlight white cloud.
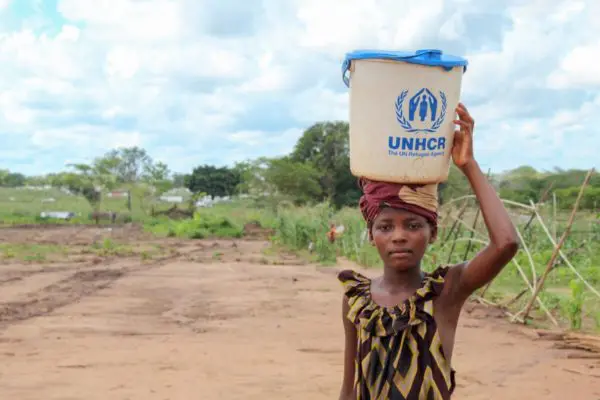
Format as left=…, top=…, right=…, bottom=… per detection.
left=225, top=127, right=303, bottom=160
left=58, top=0, right=182, bottom=41
left=548, top=1, right=586, bottom=22
left=105, top=46, right=140, bottom=80
left=296, top=0, right=445, bottom=56
left=290, top=86, right=348, bottom=124
left=30, top=125, right=142, bottom=151
left=0, top=0, right=598, bottom=175
left=239, top=53, right=289, bottom=93
left=228, top=131, right=266, bottom=146
left=439, top=12, right=465, bottom=41
left=547, top=40, right=600, bottom=88
left=466, top=0, right=595, bottom=85
left=549, top=94, right=600, bottom=128
left=0, top=89, right=33, bottom=124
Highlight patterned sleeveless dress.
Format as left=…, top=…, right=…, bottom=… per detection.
left=338, top=267, right=456, bottom=400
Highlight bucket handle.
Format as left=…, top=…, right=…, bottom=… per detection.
left=342, top=59, right=351, bottom=88
left=341, top=53, right=423, bottom=88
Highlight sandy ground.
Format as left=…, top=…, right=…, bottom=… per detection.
left=0, top=226, right=598, bottom=399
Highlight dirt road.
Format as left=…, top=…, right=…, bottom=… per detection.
left=0, top=226, right=598, bottom=399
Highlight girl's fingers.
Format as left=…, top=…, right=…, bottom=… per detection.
left=455, top=105, right=474, bottom=123
left=455, top=111, right=473, bottom=124
left=457, top=102, right=470, bottom=115
left=453, top=120, right=473, bottom=132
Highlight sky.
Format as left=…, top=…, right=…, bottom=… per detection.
left=0, top=0, right=598, bottom=176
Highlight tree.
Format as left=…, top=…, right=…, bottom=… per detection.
left=24, top=175, right=48, bottom=186
left=555, top=186, right=600, bottom=210
left=68, top=162, right=117, bottom=192
left=438, top=164, right=472, bottom=204
left=0, top=170, right=26, bottom=187
left=104, top=146, right=153, bottom=183
left=172, top=173, right=186, bottom=187
left=53, top=171, right=102, bottom=211
left=234, top=157, right=323, bottom=206
left=143, top=161, right=173, bottom=195
left=93, top=152, right=122, bottom=181
left=85, top=147, right=175, bottom=213
left=290, top=121, right=360, bottom=208
left=65, top=161, right=118, bottom=211
left=233, top=159, right=269, bottom=196
left=0, top=169, right=8, bottom=185
left=184, top=165, right=240, bottom=197
left=263, top=157, right=323, bottom=204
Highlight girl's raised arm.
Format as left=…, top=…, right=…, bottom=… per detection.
left=449, top=103, right=519, bottom=302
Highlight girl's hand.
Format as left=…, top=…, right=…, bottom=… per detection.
left=452, top=103, right=475, bottom=170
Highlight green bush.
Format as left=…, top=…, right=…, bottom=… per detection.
left=145, top=211, right=243, bottom=239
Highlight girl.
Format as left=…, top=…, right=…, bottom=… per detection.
left=338, top=103, right=519, bottom=399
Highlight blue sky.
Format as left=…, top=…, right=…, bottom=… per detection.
left=0, top=0, right=598, bottom=176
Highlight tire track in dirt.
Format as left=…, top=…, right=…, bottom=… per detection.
left=0, top=269, right=125, bottom=325
left=0, top=239, right=292, bottom=330
left=0, top=264, right=103, bottom=287
left=0, top=246, right=209, bottom=329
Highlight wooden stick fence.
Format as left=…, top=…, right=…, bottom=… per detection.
left=438, top=168, right=598, bottom=334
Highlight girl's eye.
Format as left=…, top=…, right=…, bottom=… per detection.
left=377, top=224, right=393, bottom=232
left=408, top=222, right=424, bottom=230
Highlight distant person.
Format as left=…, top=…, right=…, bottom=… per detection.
left=337, top=103, right=518, bottom=399
left=327, top=223, right=338, bottom=243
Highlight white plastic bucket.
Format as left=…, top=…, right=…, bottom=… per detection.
left=342, top=49, right=468, bottom=184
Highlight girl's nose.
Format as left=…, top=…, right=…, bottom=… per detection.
left=391, top=227, right=408, bottom=242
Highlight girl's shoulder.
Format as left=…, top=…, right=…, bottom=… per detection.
left=337, top=268, right=371, bottom=284
left=337, top=269, right=372, bottom=299
left=337, top=269, right=374, bottom=325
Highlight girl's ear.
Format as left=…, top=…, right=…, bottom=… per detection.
left=428, top=224, right=437, bottom=244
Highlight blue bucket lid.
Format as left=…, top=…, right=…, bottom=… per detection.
left=342, top=48, right=468, bottom=87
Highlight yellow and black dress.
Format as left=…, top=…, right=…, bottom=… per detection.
left=338, top=267, right=456, bottom=400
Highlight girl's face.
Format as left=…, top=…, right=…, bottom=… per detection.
left=371, top=207, right=435, bottom=271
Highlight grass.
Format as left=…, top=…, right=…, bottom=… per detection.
left=0, top=243, right=68, bottom=262
left=89, top=238, right=136, bottom=257
left=272, top=203, right=381, bottom=266
left=264, top=199, right=600, bottom=333
left=0, top=186, right=175, bottom=225
left=0, top=240, right=171, bottom=263
left=2, top=185, right=598, bottom=332
left=143, top=200, right=278, bottom=239
left=0, top=186, right=278, bottom=240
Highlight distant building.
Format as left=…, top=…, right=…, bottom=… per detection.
left=40, top=211, right=75, bottom=220
left=106, top=191, right=130, bottom=198
left=159, top=195, right=184, bottom=203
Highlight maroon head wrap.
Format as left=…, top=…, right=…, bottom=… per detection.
left=358, top=178, right=439, bottom=237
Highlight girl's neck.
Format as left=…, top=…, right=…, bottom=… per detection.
left=381, top=264, right=424, bottom=294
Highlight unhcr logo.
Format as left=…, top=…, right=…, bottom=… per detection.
left=395, top=88, right=447, bottom=133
